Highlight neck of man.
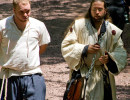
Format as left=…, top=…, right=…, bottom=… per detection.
left=13, top=16, right=28, bottom=31
left=94, top=19, right=104, bottom=30
left=92, top=18, right=104, bottom=35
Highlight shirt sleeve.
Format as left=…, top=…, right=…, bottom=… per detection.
left=82, top=45, right=89, bottom=58
left=39, top=22, right=51, bottom=46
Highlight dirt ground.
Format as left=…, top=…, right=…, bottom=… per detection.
left=0, top=0, right=130, bottom=100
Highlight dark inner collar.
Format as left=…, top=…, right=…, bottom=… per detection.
left=90, top=19, right=106, bottom=39
left=98, top=21, right=106, bottom=39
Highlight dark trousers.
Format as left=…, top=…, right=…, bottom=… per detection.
left=0, top=74, right=46, bottom=100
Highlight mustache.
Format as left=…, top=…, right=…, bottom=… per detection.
left=91, top=15, right=104, bottom=21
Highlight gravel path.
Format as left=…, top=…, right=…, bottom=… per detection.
left=41, top=55, right=130, bottom=100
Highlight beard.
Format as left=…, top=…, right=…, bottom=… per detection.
left=91, top=15, right=105, bottom=23
left=92, top=16, right=103, bottom=23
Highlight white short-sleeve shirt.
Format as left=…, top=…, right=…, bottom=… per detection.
left=0, top=16, right=51, bottom=78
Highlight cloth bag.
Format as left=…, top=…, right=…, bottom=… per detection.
left=63, top=70, right=84, bottom=100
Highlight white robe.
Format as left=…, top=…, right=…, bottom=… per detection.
left=61, top=18, right=127, bottom=100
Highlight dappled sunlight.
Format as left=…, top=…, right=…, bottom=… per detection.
left=116, top=85, right=130, bottom=100
left=0, top=0, right=129, bottom=100
left=31, top=0, right=90, bottom=20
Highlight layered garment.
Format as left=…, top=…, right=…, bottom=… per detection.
left=61, top=18, right=127, bottom=100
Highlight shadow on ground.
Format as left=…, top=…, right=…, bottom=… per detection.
left=116, top=85, right=130, bottom=100
left=30, top=0, right=91, bottom=64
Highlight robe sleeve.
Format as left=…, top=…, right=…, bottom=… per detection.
left=61, top=20, right=86, bottom=71
left=107, top=37, right=127, bottom=75
left=106, top=56, right=118, bottom=74
left=82, top=45, right=89, bottom=58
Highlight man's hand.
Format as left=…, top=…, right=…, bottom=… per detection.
left=39, top=44, right=48, bottom=55
left=88, top=43, right=100, bottom=54
left=99, top=52, right=109, bottom=64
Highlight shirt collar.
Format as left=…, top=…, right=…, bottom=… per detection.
left=10, top=15, right=30, bottom=31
